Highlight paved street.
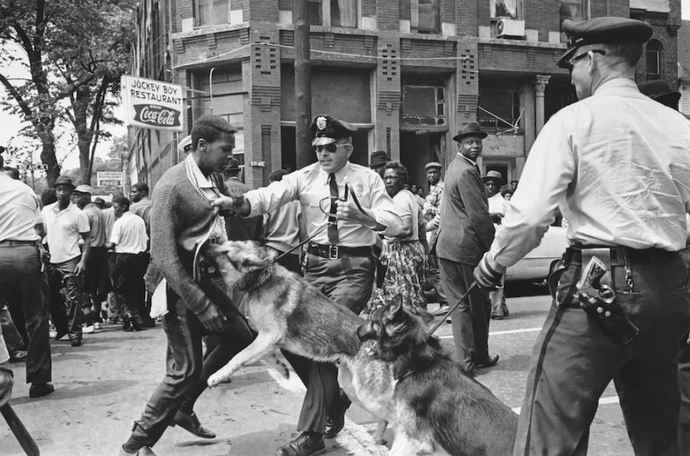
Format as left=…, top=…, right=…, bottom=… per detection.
left=1, top=288, right=635, bottom=456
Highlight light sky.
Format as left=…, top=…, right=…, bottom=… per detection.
left=1, top=1, right=689, bottom=170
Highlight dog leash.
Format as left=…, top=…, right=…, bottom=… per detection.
left=427, top=281, right=478, bottom=337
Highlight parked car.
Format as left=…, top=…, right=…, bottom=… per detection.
left=505, top=225, right=568, bottom=282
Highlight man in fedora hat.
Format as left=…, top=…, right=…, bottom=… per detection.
left=42, top=176, right=91, bottom=348
left=369, top=150, right=390, bottom=178
left=473, top=17, right=690, bottom=454
left=437, top=122, right=497, bottom=376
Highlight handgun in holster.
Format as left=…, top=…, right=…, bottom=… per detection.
left=575, top=254, right=639, bottom=345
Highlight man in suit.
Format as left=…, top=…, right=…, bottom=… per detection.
left=437, top=122, right=498, bottom=376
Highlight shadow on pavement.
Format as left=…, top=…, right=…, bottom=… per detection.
left=10, top=379, right=138, bottom=405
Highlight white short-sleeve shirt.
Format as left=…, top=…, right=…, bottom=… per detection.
left=42, top=202, right=90, bottom=264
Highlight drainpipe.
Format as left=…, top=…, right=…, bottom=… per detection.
left=209, top=66, right=216, bottom=113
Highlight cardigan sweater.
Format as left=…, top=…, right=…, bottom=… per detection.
left=150, top=162, right=228, bottom=315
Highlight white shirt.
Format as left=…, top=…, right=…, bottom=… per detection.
left=490, top=78, right=690, bottom=268
left=246, top=162, right=401, bottom=247
left=264, top=201, right=302, bottom=253
left=110, top=211, right=148, bottom=254
left=42, top=202, right=90, bottom=264
left=488, top=193, right=506, bottom=217
left=388, top=189, right=418, bottom=241
left=0, top=174, right=41, bottom=242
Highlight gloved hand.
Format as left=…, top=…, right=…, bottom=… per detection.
left=473, top=254, right=504, bottom=290
left=0, top=363, right=14, bottom=408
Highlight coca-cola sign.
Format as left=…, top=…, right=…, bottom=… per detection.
left=133, top=104, right=181, bottom=128
left=121, top=76, right=184, bottom=131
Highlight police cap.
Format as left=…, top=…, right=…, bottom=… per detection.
left=557, top=17, right=653, bottom=69
left=311, top=115, right=357, bottom=146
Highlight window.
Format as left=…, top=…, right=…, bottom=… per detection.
left=195, top=0, right=229, bottom=26
left=309, top=0, right=358, bottom=27
left=491, top=0, right=518, bottom=19
left=559, top=0, right=587, bottom=24
left=402, top=85, right=446, bottom=125
left=411, top=0, right=440, bottom=34
left=646, top=40, right=663, bottom=80
left=477, top=81, right=521, bottom=133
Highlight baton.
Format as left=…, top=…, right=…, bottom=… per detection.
left=1, top=403, right=40, bottom=456
left=427, top=281, right=479, bottom=337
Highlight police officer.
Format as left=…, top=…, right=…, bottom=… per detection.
left=473, top=17, right=690, bottom=455
left=213, top=115, right=401, bottom=456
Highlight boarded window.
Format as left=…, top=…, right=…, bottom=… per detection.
left=402, top=85, right=446, bottom=125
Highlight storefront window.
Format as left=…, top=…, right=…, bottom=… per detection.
left=646, top=40, right=663, bottom=81
left=402, top=85, right=446, bottom=125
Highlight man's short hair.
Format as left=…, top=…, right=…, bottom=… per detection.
left=190, top=115, right=237, bottom=151
left=112, top=196, right=131, bottom=210
left=384, top=161, right=409, bottom=184
left=132, top=182, right=149, bottom=195
left=269, top=169, right=288, bottom=182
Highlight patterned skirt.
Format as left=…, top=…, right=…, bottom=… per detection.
left=368, top=239, right=428, bottom=312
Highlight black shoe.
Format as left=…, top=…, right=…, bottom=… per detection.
left=70, top=336, right=82, bottom=347
left=29, top=382, right=55, bottom=398
left=475, top=354, right=499, bottom=368
left=276, top=432, right=326, bottom=456
left=324, top=398, right=349, bottom=439
left=171, top=411, right=216, bottom=439
left=54, top=328, right=69, bottom=341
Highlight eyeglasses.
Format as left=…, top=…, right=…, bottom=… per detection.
left=566, top=49, right=606, bottom=70
left=314, top=143, right=345, bottom=153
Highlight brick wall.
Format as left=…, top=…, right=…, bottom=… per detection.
left=248, top=0, right=278, bottom=22
left=456, top=0, right=477, bottom=37
left=377, top=0, right=399, bottom=31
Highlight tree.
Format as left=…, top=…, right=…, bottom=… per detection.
left=0, top=0, right=136, bottom=186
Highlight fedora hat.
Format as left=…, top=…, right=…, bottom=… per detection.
left=452, top=122, right=488, bottom=142
left=482, top=170, right=504, bottom=185
left=54, top=175, right=75, bottom=189
left=369, top=150, right=390, bottom=168
left=638, top=80, right=681, bottom=109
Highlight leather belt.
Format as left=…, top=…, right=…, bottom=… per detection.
left=0, top=239, right=37, bottom=247
left=308, top=243, right=371, bottom=260
left=564, top=245, right=677, bottom=266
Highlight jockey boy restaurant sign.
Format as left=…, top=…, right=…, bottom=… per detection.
left=121, top=75, right=184, bottom=131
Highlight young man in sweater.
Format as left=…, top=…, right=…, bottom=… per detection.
left=120, top=115, right=255, bottom=456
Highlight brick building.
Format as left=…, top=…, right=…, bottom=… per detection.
left=127, top=0, right=681, bottom=190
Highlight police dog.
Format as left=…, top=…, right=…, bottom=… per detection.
left=356, top=299, right=518, bottom=456
left=205, top=240, right=365, bottom=387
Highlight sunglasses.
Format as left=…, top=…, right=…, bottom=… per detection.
left=314, top=143, right=345, bottom=153
left=566, top=49, right=606, bottom=70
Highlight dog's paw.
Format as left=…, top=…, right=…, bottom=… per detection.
left=207, top=371, right=233, bottom=387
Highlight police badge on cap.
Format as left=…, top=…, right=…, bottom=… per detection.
left=311, top=115, right=357, bottom=146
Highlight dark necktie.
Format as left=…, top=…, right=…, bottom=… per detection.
left=328, top=173, right=339, bottom=244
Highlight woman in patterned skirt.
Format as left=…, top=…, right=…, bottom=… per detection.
left=368, top=161, right=427, bottom=312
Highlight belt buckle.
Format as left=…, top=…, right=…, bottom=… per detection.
left=328, top=245, right=339, bottom=260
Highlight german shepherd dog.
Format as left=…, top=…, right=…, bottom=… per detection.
left=205, top=241, right=516, bottom=455
left=356, top=299, right=518, bottom=456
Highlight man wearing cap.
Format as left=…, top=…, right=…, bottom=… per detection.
left=0, top=164, right=53, bottom=398
left=177, top=134, right=192, bottom=156
left=368, top=150, right=390, bottom=177
left=213, top=114, right=401, bottom=456
left=74, top=184, right=106, bottom=333
left=120, top=115, right=256, bottom=456
left=438, top=122, right=497, bottom=376
left=483, top=171, right=510, bottom=319
left=473, top=17, right=690, bottom=455
left=422, top=161, right=448, bottom=313
left=639, top=78, right=690, bottom=454
left=42, top=176, right=91, bottom=348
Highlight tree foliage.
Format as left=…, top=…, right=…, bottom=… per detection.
left=0, top=0, right=136, bottom=186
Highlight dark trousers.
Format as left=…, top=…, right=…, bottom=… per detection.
left=283, top=253, right=374, bottom=434
left=515, top=251, right=690, bottom=456
left=129, top=276, right=255, bottom=446
left=113, top=253, right=146, bottom=323
left=678, top=247, right=690, bottom=455
left=83, top=247, right=107, bottom=322
left=0, top=244, right=51, bottom=384
left=48, top=257, right=84, bottom=340
left=438, top=257, right=492, bottom=369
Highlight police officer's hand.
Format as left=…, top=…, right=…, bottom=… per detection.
left=197, top=302, right=227, bottom=333
left=336, top=199, right=376, bottom=227
left=0, top=364, right=13, bottom=408
left=211, top=195, right=250, bottom=216
left=473, top=254, right=504, bottom=290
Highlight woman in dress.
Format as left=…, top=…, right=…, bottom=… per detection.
left=368, top=161, right=427, bottom=312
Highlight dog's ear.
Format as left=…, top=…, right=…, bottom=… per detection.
left=382, top=294, right=404, bottom=323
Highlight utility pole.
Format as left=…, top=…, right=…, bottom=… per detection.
left=293, top=0, right=312, bottom=168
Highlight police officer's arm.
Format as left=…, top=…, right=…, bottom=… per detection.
left=337, top=173, right=402, bottom=234
left=488, top=111, right=576, bottom=270
left=212, top=173, right=299, bottom=217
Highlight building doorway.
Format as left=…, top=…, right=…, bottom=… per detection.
left=400, top=130, right=445, bottom=190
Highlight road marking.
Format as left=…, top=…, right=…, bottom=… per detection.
left=267, top=367, right=387, bottom=455
left=511, top=395, right=620, bottom=414
left=438, top=327, right=542, bottom=339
